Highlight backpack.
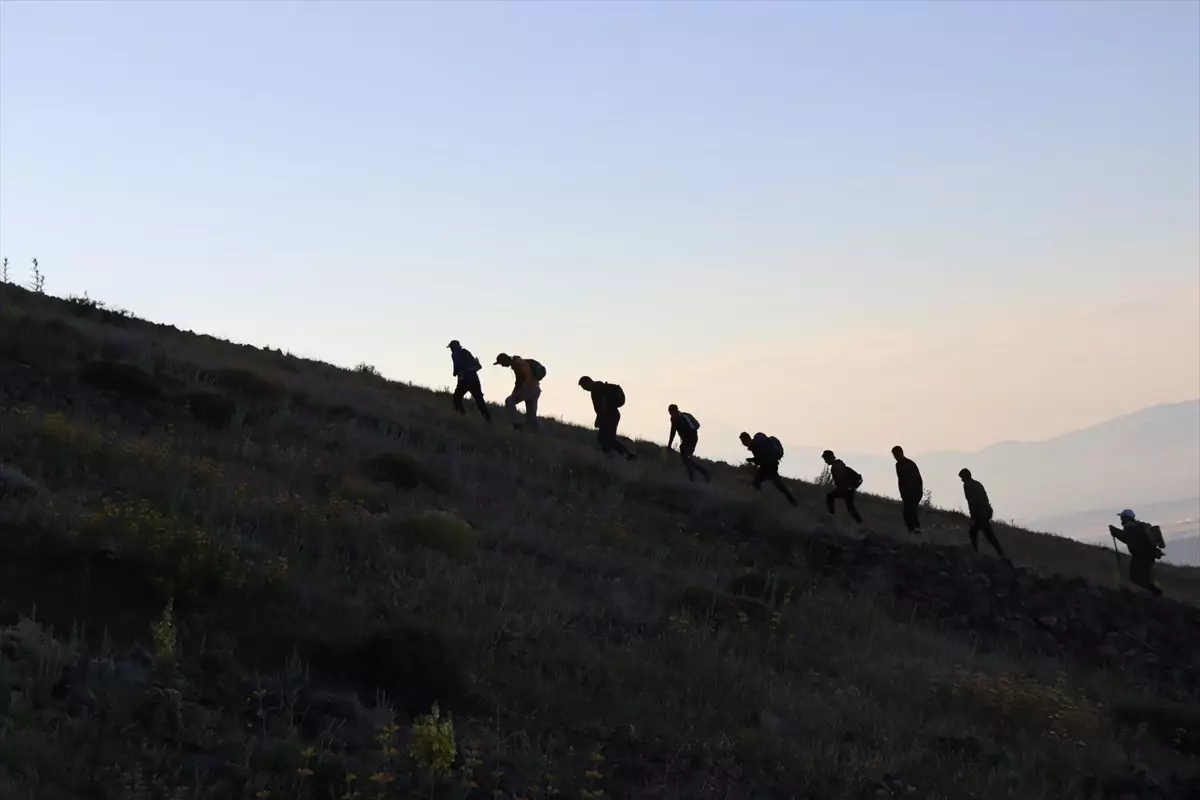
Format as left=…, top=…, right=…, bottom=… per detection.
left=679, top=412, right=699, bottom=432
left=608, top=383, right=626, bottom=408
left=1144, top=523, right=1165, bottom=549
left=754, top=433, right=784, bottom=461
left=461, top=349, right=482, bottom=373
left=526, top=359, right=547, bottom=381
left=844, top=466, right=864, bottom=489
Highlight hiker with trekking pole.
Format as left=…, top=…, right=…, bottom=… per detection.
left=1109, top=508, right=1166, bottom=596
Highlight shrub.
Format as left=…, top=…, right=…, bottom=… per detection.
left=209, top=366, right=285, bottom=401
left=1110, top=697, right=1200, bottom=756
left=354, top=362, right=381, bottom=377
left=181, top=390, right=238, bottom=430
left=410, top=702, right=457, bottom=787
left=934, top=667, right=1104, bottom=743
left=332, top=475, right=391, bottom=513
left=79, top=360, right=163, bottom=401
left=391, top=510, right=479, bottom=560
left=361, top=452, right=449, bottom=493
left=0, top=462, right=41, bottom=500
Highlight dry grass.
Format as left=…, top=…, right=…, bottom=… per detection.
left=1, top=283, right=1198, bottom=799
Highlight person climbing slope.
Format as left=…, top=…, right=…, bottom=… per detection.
left=578, top=376, right=636, bottom=460
left=821, top=450, right=865, bottom=524
left=666, top=404, right=710, bottom=482
left=891, top=445, right=922, bottom=534
left=958, top=468, right=1007, bottom=558
left=494, top=353, right=545, bottom=431
left=1109, top=508, right=1165, bottom=596
left=447, top=340, right=491, bottom=423
left=740, top=432, right=797, bottom=506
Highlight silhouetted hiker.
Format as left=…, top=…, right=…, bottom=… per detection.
left=666, top=404, right=710, bottom=482
left=892, top=445, right=922, bottom=534
left=447, top=340, right=491, bottom=422
left=958, top=468, right=1006, bottom=558
left=1110, top=508, right=1165, bottom=596
left=739, top=432, right=796, bottom=506
left=578, top=376, right=636, bottom=460
left=494, top=353, right=544, bottom=431
left=821, top=450, right=864, bottom=523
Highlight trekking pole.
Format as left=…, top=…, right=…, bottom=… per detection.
left=1109, top=530, right=1124, bottom=583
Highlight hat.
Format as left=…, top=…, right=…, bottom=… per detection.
left=446, top=340, right=460, bottom=349
left=493, top=353, right=510, bottom=365
left=821, top=449, right=835, bottom=460
left=1118, top=508, right=1136, bottom=520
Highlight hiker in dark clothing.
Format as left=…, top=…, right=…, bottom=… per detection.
left=891, top=445, right=922, bottom=534
left=1110, top=508, right=1165, bottom=596
left=958, top=468, right=1006, bottom=558
left=666, top=404, right=710, bottom=482
left=447, top=340, right=491, bottom=422
left=821, top=450, right=865, bottom=523
left=739, top=432, right=796, bottom=506
left=578, top=376, right=636, bottom=460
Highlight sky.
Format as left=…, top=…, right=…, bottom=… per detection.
left=1, top=0, right=1198, bottom=471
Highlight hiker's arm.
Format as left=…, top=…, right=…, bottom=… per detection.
left=667, top=421, right=677, bottom=449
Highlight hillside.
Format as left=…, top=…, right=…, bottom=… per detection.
left=2, top=282, right=1199, bottom=800
left=1028, top=498, right=1200, bottom=567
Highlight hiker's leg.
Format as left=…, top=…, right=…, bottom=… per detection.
left=525, top=385, right=541, bottom=429
left=752, top=466, right=767, bottom=491
left=1129, top=553, right=1161, bottom=594
left=902, top=496, right=920, bottom=532
left=467, top=374, right=490, bottom=421
left=452, top=379, right=468, bottom=415
left=844, top=488, right=863, bottom=523
left=968, top=520, right=981, bottom=552
left=770, top=471, right=797, bottom=506
left=825, top=490, right=838, bottom=514
left=504, top=393, right=522, bottom=425
left=980, top=520, right=1004, bottom=557
left=608, top=411, right=633, bottom=458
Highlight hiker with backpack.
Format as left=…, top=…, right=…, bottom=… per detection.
left=739, top=432, right=797, bottom=506
left=891, top=445, right=923, bottom=534
left=447, top=340, right=491, bottom=423
left=958, top=468, right=1007, bottom=558
left=1109, top=508, right=1165, bottom=596
left=666, top=404, right=711, bottom=482
left=578, top=376, right=636, bottom=460
left=821, top=450, right=864, bottom=524
left=494, top=353, right=545, bottom=431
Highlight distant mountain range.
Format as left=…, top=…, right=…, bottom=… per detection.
left=791, top=400, right=1200, bottom=534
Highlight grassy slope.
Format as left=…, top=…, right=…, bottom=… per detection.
left=1, top=283, right=1198, bottom=800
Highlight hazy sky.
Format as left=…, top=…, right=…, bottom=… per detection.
left=2, top=0, right=1197, bottom=467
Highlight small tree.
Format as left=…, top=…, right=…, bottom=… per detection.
left=1, top=257, right=8, bottom=283
left=921, top=488, right=934, bottom=509
left=29, top=258, right=45, bottom=293
left=814, top=464, right=833, bottom=487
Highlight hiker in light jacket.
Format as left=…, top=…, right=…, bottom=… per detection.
left=892, top=445, right=922, bottom=534
left=667, top=404, right=710, bottom=482
left=822, top=450, right=864, bottom=523
left=1109, top=508, right=1165, bottom=596
left=578, top=376, right=636, bottom=460
left=958, top=468, right=1006, bottom=558
left=447, top=340, right=491, bottom=422
left=495, top=353, right=542, bottom=430
left=740, top=431, right=797, bottom=506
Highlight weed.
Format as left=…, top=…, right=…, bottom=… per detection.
left=29, top=257, right=44, bottom=293
left=409, top=702, right=456, bottom=790
left=391, top=510, right=479, bottom=560
left=361, top=452, right=450, bottom=493
left=151, top=597, right=177, bottom=668
left=354, top=363, right=381, bottom=377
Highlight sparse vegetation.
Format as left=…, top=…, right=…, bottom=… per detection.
left=1, top=281, right=1198, bottom=799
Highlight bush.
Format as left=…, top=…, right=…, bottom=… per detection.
left=181, top=390, right=238, bottom=430
left=79, top=360, right=162, bottom=401
left=332, top=475, right=391, bottom=513
left=361, top=452, right=449, bottom=493
left=209, top=366, right=285, bottom=401
left=1110, top=697, right=1200, bottom=756
left=354, top=362, right=381, bottom=377
left=391, top=510, right=479, bottom=560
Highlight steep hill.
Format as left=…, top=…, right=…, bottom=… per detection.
left=2, top=283, right=1199, bottom=800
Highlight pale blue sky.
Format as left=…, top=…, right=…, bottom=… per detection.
left=2, top=0, right=1198, bottom=467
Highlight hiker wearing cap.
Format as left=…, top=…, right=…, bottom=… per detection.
left=495, top=353, right=545, bottom=430
left=1109, top=509, right=1165, bottom=596
left=447, top=340, right=491, bottom=422
left=740, top=432, right=797, bottom=506
left=892, top=445, right=923, bottom=534
left=578, top=376, right=636, bottom=460
left=821, top=450, right=865, bottom=524
left=667, top=404, right=710, bottom=482
left=958, top=469, right=1006, bottom=558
